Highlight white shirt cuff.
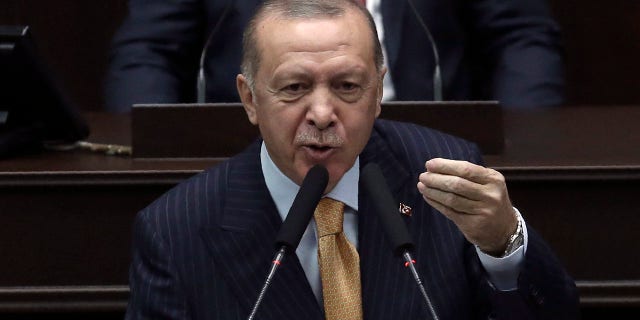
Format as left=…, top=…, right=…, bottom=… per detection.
left=475, top=207, right=528, bottom=291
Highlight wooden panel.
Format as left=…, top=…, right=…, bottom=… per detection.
left=132, top=101, right=503, bottom=158
left=549, top=0, right=640, bottom=105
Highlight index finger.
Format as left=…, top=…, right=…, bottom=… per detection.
left=425, top=158, right=492, bottom=184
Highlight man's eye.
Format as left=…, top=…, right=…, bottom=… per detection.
left=278, top=83, right=308, bottom=101
left=338, top=82, right=358, bottom=92
left=283, top=83, right=304, bottom=92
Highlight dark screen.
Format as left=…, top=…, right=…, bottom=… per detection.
left=0, top=25, right=89, bottom=156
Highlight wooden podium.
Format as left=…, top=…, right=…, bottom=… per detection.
left=131, top=101, right=503, bottom=158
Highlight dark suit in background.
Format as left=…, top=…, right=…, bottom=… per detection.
left=105, top=0, right=565, bottom=112
left=126, top=120, right=578, bottom=319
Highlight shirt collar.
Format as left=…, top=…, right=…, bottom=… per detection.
left=260, top=142, right=359, bottom=221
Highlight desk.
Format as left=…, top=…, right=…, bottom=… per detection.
left=1, top=107, right=639, bottom=316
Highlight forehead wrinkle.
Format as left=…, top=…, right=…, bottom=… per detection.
left=271, top=49, right=344, bottom=72
left=280, top=42, right=351, bottom=58
left=272, top=57, right=368, bottom=85
left=280, top=45, right=365, bottom=66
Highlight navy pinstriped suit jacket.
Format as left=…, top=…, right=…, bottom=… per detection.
left=126, top=119, right=578, bottom=319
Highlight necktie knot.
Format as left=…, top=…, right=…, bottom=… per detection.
left=314, top=198, right=345, bottom=237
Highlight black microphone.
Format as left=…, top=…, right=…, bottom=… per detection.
left=407, top=0, right=443, bottom=101
left=247, top=164, right=328, bottom=320
left=361, top=163, right=440, bottom=320
left=197, top=2, right=233, bottom=103
left=275, top=165, right=329, bottom=250
left=361, top=164, right=414, bottom=255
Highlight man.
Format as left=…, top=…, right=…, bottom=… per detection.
left=126, top=1, right=578, bottom=319
left=105, top=0, right=565, bottom=112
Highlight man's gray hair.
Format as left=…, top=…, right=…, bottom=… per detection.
left=241, top=0, right=384, bottom=89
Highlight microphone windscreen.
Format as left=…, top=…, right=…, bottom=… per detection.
left=275, top=164, right=328, bottom=250
left=361, top=163, right=414, bottom=255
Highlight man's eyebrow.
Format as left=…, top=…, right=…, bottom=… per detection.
left=271, top=69, right=312, bottom=83
left=331, top=68, right=368, bottom=80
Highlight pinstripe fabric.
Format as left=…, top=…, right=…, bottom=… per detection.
left=126, top=119, right=578, bottom=319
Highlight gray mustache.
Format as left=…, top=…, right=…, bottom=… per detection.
left=294, top=130, right=344, bottom=147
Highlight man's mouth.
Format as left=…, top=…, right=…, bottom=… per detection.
left=308, top=145, right=332, bottom=151
left=302, top=144, right=336, bottom=161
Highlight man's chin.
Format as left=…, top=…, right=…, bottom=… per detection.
left=324, top=165, right=351, bottom=193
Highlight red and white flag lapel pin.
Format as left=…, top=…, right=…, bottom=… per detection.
left=399, top=203, right=412, bottom=216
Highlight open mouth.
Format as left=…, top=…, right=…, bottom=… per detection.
left=302, top=145, right=335, bottom=160
left=308, top=145, right=332, bottom=151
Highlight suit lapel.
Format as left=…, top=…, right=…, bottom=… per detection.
left=358, top=128, right=428, bottom=319
left=200, top=142, right=323, bottom=320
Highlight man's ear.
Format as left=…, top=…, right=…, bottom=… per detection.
left=375, top=67, right=387, bottom=118
left=236, top=74, right=258, bottom=125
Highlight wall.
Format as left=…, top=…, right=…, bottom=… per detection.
left=549, top=0, right=640, bottom=105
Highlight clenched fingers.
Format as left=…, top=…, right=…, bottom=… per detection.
left=417, top=158, right=516, bottom=252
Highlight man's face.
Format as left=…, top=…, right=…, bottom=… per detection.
left=237, top=9, right=384, bottom=192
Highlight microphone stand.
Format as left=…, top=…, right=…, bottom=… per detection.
left=246, top=165, right=328, bottom=320
left=407, top=0, right=442, bottom=101
left=362, top=163, right=440, bottom=320
left=402, top=251, right=439, bottom=320
left=247, top=247, right=287, bottom=320
left=197, top=2, right=232, bottom=103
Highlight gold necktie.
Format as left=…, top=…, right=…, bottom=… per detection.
left=314, top=198, right=363, bottom=320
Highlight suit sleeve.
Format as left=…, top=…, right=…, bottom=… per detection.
left=464, top=226, right=578, bottom=320
left=505, top=226, right=579, bottom=319
left=105, top=0, right=204, bottom=113
left=465, top=217, right=579, bottom=319
left=462, top=0, right=565, bottom=108
left=462, top=140, right=579, bottom=318
left=125, top=210, right=190, bottom=319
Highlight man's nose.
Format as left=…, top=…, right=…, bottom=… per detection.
left=305, top=88, right=336, bottom=130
